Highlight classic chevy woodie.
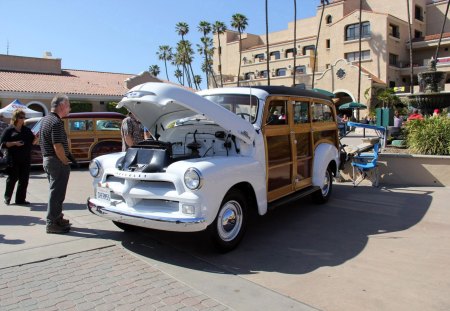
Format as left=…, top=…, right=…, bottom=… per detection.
left=87, top=82, right=340, bottom=251
left=31, top=112, right=125, bottom=165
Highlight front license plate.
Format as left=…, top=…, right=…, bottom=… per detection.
left=96, top=186, right=111, bottom=203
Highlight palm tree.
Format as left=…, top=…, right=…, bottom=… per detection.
left=148, top=65, right=160, bottom=77
left=175, top=22, right=190, bottom=84
left=176, top=40, right=194, bottom=88
left=265, top=0, right=271, bottom=85
left=212, top=21, right=227, bottom=87
left=197, top=37, right=217, bottom=88
left=312, top=0, right=329, bottom=89
left=231, top=13, right=248, bottom=87
left=292, top=0, right=297, bottom=86
left=406, top=0, right=414, bottom=94
left=194, top=75, right=202, bottom=89
left=198, top=21, right=212, bottom=88
left=157, top=45, right=173, bottom=81
left=174, top=69, right=183, bottom=84
left=175, top=22, right=189, bottom=40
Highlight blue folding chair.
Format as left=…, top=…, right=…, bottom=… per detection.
left=351, top=142, right=380, bottom=187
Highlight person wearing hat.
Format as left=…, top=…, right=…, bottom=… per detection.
left=432, top=109, right=440, bottom=118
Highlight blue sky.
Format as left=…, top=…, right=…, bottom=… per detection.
left=0, top=0, right=319, bottom=89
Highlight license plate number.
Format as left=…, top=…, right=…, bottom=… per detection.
left=96, top=186, right=111, bottom=203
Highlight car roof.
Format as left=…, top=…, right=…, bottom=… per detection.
left=65, top=112, right=125, bottom=119
left=249, top=86, right=333, bottom=101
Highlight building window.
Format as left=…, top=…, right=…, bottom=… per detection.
left=415, top=5, right=423, bottom=21
left=345, top=50, right=371, bottom=62
left=270, top=51, right=281, bottom=60
left=254, top=53, right=265, bottom=62
left=389, top=24, right=400, bottom=38
left=285, top=48, right=297, bottom=58
left=389, top=81, right=396, bottom=88
left=389, top=53, right=399, bottom=66
left=276, top=68, right=287, bottom=76
left=414, top=30, right=423, bottom=38
left=244, top=72, right=254, bottom=80
left=326, top=15, right=332, bottom=24
left=302, top=45, right=315, bottom=55
left=260, top=70, right=268, bottom=78
left=345, top=22, right=371, bottom=41
left=295, top=66, right=306, bottom=74
left=326, top=39, right=331, bottom=49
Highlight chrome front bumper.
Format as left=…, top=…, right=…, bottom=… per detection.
left=87, top=198, right=207, bottom=232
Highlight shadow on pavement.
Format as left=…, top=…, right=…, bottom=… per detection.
left=120, top=184, right=433, bottom=276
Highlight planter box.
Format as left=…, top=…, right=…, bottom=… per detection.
left=340, top=153, right=450, bottom=187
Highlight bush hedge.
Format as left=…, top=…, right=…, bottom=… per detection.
left=106, top=101, right=127, bottom=115
left=405, top=116, right=450, bottom=155
left=70, top=101, right=92, bottom=113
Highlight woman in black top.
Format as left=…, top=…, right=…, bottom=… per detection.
left=0, top=109, right=38, bottom=205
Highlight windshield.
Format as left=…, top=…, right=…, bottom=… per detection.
left=203, top=94, right=259, bottom=123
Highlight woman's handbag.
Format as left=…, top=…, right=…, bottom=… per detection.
left=0, top=143, right=10, bottom=171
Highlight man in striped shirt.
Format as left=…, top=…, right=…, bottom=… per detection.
left=39, top=94, right=72, bottom=234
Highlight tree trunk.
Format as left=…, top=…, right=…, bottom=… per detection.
left=312, top=2, right=326, bottom=89
left=293, top=0, right=297, bottom=86
left=407, top=0, right=414, bottom=94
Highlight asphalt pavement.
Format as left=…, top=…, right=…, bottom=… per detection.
left=1, top=163, right=450, bottom=311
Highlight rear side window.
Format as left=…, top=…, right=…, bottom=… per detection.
left=96, top=119, right=122, bottom=131
left=69, top=119, right=94, bottom=131
left=312, top=103, right=334, bottom=122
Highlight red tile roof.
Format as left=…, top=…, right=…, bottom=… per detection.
left=0, top=69, right=134, bottom=96
left=412, top=32, right=450, bottom=43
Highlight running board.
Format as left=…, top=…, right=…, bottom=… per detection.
left=268, top=186, right=320, bottom=210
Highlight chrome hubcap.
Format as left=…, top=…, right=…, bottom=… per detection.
left=321, top=170, right=331, bottom=196
left=217, top=200, right=242, bottom=242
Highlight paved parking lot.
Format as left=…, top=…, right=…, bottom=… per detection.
left=1, top=168, right=450, bottom=310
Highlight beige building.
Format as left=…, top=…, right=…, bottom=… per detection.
left=212, top=0, right=450, bottom=113
left=0, top=53, right=161, bottom=116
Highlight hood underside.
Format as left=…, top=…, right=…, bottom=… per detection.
left=117, top=83, right=255, bottom=144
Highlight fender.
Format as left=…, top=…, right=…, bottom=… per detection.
left=312, top=143, right=339, bottom=187
left=167, top=156, right=267, bottom=221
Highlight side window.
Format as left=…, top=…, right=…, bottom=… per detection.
left=96, top=119, right=122, bottom=131
left=69, top=119, right=93, bottom=131
left=294, top=101, right=309, bottom=124
left=266, top=100, right=288, bottom=126
left=312, top=103, right=334, bottom=122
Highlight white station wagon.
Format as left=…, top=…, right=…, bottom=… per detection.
left=87, top=82, right=341, bottom=251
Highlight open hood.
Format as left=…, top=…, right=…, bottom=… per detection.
left=117, top=83, right=256, bottom=144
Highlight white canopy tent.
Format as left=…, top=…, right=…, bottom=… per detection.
left=0, top=99, right=43, bottom=118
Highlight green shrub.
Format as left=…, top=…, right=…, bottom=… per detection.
left=405, top=117, right=450, bottom=155
left=70, top=101, right=92, bottom=112
left=106, top=102, right=127, bottom=115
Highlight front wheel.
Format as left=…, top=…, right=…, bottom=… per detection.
left=312, top=166, right=333, bottom=204
left=208, top=189, right=248, bottom=252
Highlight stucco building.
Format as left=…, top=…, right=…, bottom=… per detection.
left=0, top=53, right=160, bottom=116
left=212, top=0, right=450, bottom=112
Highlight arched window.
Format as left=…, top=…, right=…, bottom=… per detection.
left=276, top=68, right=287, bottom=76
left=345, top=22, right=371, bottom=41
left=302, top=45, right=315, bottom=55
left=285, top=48, right=296, bottom=58
left=244, top=72, right=254, bottom=80
left=326, top=15, right=332, bottom=24
left=295, top=66, right=306, bottom=74
left=270, top=51, right=281, bottom=60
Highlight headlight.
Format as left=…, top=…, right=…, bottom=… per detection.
left=89, top=159, right=101, bottom=177
left=184, top=168, right=203, bottom=190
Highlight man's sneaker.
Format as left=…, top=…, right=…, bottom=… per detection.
left=46, top=223, right=70, bottom=234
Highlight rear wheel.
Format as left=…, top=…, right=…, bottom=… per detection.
left=113, top=221, right=136, bottom=232
left=312, top=166, right=333, bottom=204
left=208, top=189, right=248, bottom=252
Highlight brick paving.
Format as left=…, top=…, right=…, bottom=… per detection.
left=0, top=246, right=231, bottom=311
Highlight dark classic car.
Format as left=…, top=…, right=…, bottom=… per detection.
left=31, top=112, right=125, bottom=165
